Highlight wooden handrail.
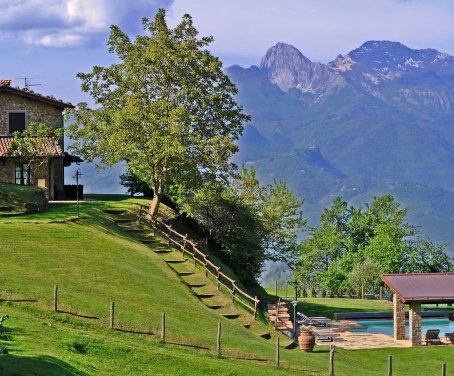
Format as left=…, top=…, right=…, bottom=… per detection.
left=137, top=206, right=260, bottom=317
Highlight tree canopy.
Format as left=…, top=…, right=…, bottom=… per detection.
left=184, top=167, right=305, bottom=280
left=295, top=195, right=453, bottom=296
left=68, top=9, right=249, bottom=216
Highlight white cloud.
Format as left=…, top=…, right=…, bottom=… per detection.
left=167, top=0, right=454, bottom=66
left=0, top=0, right=173, bottom=48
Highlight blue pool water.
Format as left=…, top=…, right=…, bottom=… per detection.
left=350, top=319, right=454, bottom=338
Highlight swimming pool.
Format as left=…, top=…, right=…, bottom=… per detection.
left=350, top=319, right=454, bottom=338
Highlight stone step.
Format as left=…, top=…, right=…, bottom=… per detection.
left=124, top=228, right=147, bottom=233
left=187, top=283, right=206, bottom=288
left=195, top=293, right=215, bottom=299
left=222, top=313, right=240, bottom=320
left=114, top=218, right=136, bottom=224
left=267, top=303, right=287, bottom=310
left=206, top=305, right=223, bottom=310
left=259, top=333, right=271, bottom=340
left=165, top=259, right=187, bottom=264
left=276, top=321, right=293, bottom=331
left=268, top=308, right=288, bottom=316
left=177, top=271, right=194, bottom=276
left=269, top=314, right=290, bottom=322
left=154, top=249, right=173, bottom=254
left=103, top=209, right=127, bottom=215
left=140, top=239, right=156, bottom=244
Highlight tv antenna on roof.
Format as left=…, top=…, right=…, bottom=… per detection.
left=16, top=77, right=42, bottom=89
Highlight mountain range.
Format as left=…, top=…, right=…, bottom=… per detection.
left=228, top=41, right=454, bottom=253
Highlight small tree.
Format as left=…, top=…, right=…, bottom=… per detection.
left=349, top=258, right=381, bottom=297
left=120, top=169, right=153, bottom=197
left=68, top=9, right=249, bottom=217
left=6, top=122, right=63, bottom=182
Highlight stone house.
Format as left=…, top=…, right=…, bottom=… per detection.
left=0, top=80, right=80, bottom=199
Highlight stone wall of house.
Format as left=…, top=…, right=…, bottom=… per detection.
left=0, top=159, right=14, bottom=183
left=0, top=92, right=63, bottom=136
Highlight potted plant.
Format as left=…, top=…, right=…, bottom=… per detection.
left=298, top=326, right=315, bottom=352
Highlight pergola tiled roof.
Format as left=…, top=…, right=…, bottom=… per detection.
left=381, top=273, right=454, bottom=303
left=0, top=136, right=63, bottom=157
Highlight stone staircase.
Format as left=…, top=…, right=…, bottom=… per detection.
left=267, top=301, right=294, bottom=338
left=103, top=208, right=272, bottom=338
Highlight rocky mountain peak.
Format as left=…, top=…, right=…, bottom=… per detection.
left=346, top=40, right=446, bottom=73
left=259, top=42, right=312, bottom=70
left=259, top=43, right=345, bottom=95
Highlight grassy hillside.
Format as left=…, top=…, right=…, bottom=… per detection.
left=0, top=183, right=47, bottom=214
left=0, top=195, right=453, bottom=375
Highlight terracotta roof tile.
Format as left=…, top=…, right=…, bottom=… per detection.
left=0, top=136, right=63, bottom=157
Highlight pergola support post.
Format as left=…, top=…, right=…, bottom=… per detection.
left=409, top=302, right=422, bottom=346
left=393, top=294, right=406, bottom=340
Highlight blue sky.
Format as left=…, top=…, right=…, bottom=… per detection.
left=1, top=0, right=454, bottom=104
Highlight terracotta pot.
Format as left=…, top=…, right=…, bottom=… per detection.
left=298, top=330, right=315, bottom=352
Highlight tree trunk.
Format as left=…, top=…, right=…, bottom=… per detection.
left=148, top=190, right=162, bottom=218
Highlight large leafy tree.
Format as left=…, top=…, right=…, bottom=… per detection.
left=296, top=195, right=452, bottom=295
left=184, top=167, right=305, bottom=279
left=68, top=9, right=249, bottom=217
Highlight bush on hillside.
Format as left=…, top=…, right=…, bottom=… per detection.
left=0, top=183, right=48, bottom=213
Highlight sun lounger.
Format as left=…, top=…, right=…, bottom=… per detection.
left=297, top=312, right=331, bottom=327
left=445, top=332, right=454, bottom=344
left=425, top=329, right=441, bottom=345
left=311, top=328, right=340, bottom=342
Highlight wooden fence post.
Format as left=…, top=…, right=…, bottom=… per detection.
left=53, top=285, right=58, bottom=312
left=232, top=283, right=236, bottom=303
left=329, top=345, right=335, bottom=376
left=216, top=322, right=222, bottom=357
left=388, top=355, right=392, bottom=376
left=217, top=268, right=221, bottom=290
left=276, top=336, right=280, bottom=367
left=380, top=286, right=384, bottom=300
left=442, top=363, right=446, bottom=376
left=275, top=280, right=278, bottom=297
left=205, top=256, right=209, bottom=277
left=161, top=312, right=166, bottom=343
left=253, top=296, right=258, bottom=320
left=110, top=301, right=115, bottom=329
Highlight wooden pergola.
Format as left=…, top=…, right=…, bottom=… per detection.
left=381, top=273, right=454, bottom=346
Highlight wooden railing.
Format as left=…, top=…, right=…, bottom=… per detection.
left=137, top=206, right=260, bottom=319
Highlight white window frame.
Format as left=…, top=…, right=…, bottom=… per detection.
left=7, top=110, right=28, bottom=135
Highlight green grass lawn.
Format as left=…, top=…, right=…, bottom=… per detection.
left=0, top=195, right=453, bottom=375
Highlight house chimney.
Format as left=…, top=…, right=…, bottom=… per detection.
left=0, top=79, right=11, bottom=86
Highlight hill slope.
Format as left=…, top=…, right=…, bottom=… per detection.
left=1, top=196, right=453, bottom=375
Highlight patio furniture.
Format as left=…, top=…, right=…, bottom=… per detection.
left=310, top=327, right=340, bottom=342
left=425, top=329, right=441, bottom=345
left=297, top=312, right=331, bottom=327
left=445, top=332, right=454, bottom=344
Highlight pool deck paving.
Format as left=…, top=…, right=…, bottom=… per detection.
left=327, top=332, right=411, bottom=349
